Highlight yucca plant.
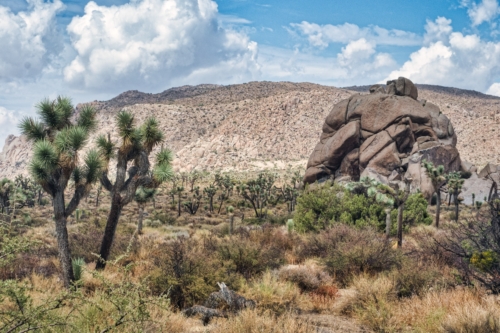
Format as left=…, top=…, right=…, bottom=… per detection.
left=447, top=172, right=464, bottom=222
left=422, top=160, right=446, bottom=228
left=134, top=186, right=156, bottom=234
left=72, top=257, right=85, bottom=282
left=96, top=111, right=173, bottom=269
left=0, top=178, right=13, bottom=214
left=19, top=97, right=100, bottom=288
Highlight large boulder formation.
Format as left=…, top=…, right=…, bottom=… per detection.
left=305, top=77, right=461, bottom=197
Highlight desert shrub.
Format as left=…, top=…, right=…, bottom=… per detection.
left=277, top=263, right=332, bottom=292
left=294, top=183, right=385, bottom=232
left=218, top=232, right=286, bottom=279
left=390, top=259, right=455, bottom=298
left=148, top=237, right=242, bottom=309
left=300, top=225, right=402, bottom=286
left=241, top=271, right=303, bottom=315
left=145, top=219, right=162, bottom=228
left=334, top=274, right=396, bottom=331
left=151, top=211, right=176, bottom=225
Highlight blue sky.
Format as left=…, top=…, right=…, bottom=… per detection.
left=1, top=0, right=500, bottom=143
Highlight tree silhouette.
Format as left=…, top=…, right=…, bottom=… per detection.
left=96, top=111, right=173, bottom=269
left=19, top=97, right=101, bottom=287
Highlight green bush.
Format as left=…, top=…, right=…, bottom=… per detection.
left=294, top=182, right=385, bottom=232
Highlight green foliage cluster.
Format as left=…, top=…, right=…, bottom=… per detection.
left=294, top=182, right=385, bottom=232
left=295, top=181, right=431, bottom=234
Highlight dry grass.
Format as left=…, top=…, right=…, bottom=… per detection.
left=210, top=309, right=314, bottom=333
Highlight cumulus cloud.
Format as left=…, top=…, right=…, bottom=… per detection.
left=468, top=0, right=500, bottom=26
left=0, top=0, right=64, bottom=81
left=64, top=0, right=259, bottom=92
left=257, top=39, right=396, bottom=87
left=385, top=17, right=500, bottom=91
left=289, top=21, right=422, bottom=48
left=486, top=82, right=500, bottom=96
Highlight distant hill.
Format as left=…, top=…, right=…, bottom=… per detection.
left=1, top=81, right=499, bottom=179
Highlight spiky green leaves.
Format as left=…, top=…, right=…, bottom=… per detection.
left=77, top=105, right=97, bottom=132
left=83, top=149, right=102, bottom=184
left=152, top=148, right=173, bottom=183
left=156, top=148, right=173, bottom=166
left=72, top=150, right=101, bottom=185
left=97, top=135, right=115, bottom=162
left=422, top=160, right=446, bottom=188
left=19, top=118, right=46, bottom=141
left=117, top=111, right=135, bottom=143
left=141, top=117, right=164, bottom=153
left=30, top=141, right=58, bottom=183
left=35, top=96, right=73, bottom=131
left=54, top=126, right=89, bottom=157
left=33, top=140, right=58, bottom=172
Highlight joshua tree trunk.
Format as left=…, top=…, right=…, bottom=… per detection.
left=397, top=204, right=404, bottom=248
left=229, top=214, right=234, bottom=235
left=435, top=190, right=441, bottom=228
left=137, top=204, right=145, bottom=234
left=178, top=193, right=181, bottom=217
left=53, top=190, right=74, bottom=288
left=96, top=194, right=123, bottom=269
left=454, top=191, right=459, bottom=222
left=385, top=208, right=391, bottom=238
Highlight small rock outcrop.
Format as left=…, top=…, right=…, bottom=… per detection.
left=305, top=77, right=461, bottom=197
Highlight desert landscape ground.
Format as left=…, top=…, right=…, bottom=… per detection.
left=1, top=80, right=500, bottom=332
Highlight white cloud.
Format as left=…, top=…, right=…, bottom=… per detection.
left=486, top=82, right=500, bottom=96
left=468, top=0, right=500, bottom=26
left=0, top=106, right=21, bottom=145
left=385, top=17, right=500, bottom=91
left=423, top=16, right=453, bottom=44
left=257, top=41, right=396, bottom=87
left=289, top=21, right=422, bottom=49
left=0, top=0, right=64, bottom=81
left=64, top=0, right=259, bottom=92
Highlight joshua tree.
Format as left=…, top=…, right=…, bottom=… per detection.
left=422, top=160, right=446, bottom=228
left=183, top=186, right=202, bottom=215
left=175, top=186, right=184, bottom=217
left=134, top=186, right=156, bottom=234
left=447, top=172, right=464, bottom=222
left=395, top=177, right=412, bottom=248
left=19, top=97, right=101, bottom=287
left=237, top=172, right=277, bottom=219
left=203, top=184, right=217, bottom=213
left=215, top=174, right=234, bottom=214
left=0, top=178, right=13, bottom=215
left=96, top=111, right=173, bottom=269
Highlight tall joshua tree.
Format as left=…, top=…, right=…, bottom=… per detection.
left=96, top=111, right=173, bottom=269
left=19, top=97, right=101, bottom=288
left=422, top=160, right=446, bottom=228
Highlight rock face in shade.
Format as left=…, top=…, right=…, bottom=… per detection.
left=304, top=77, right=461, bottom=199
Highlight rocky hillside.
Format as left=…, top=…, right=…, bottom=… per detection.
left=0, top=81, right=499, bottom=179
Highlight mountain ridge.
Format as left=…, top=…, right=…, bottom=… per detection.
left=1, top=81, right=499, bottom=179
